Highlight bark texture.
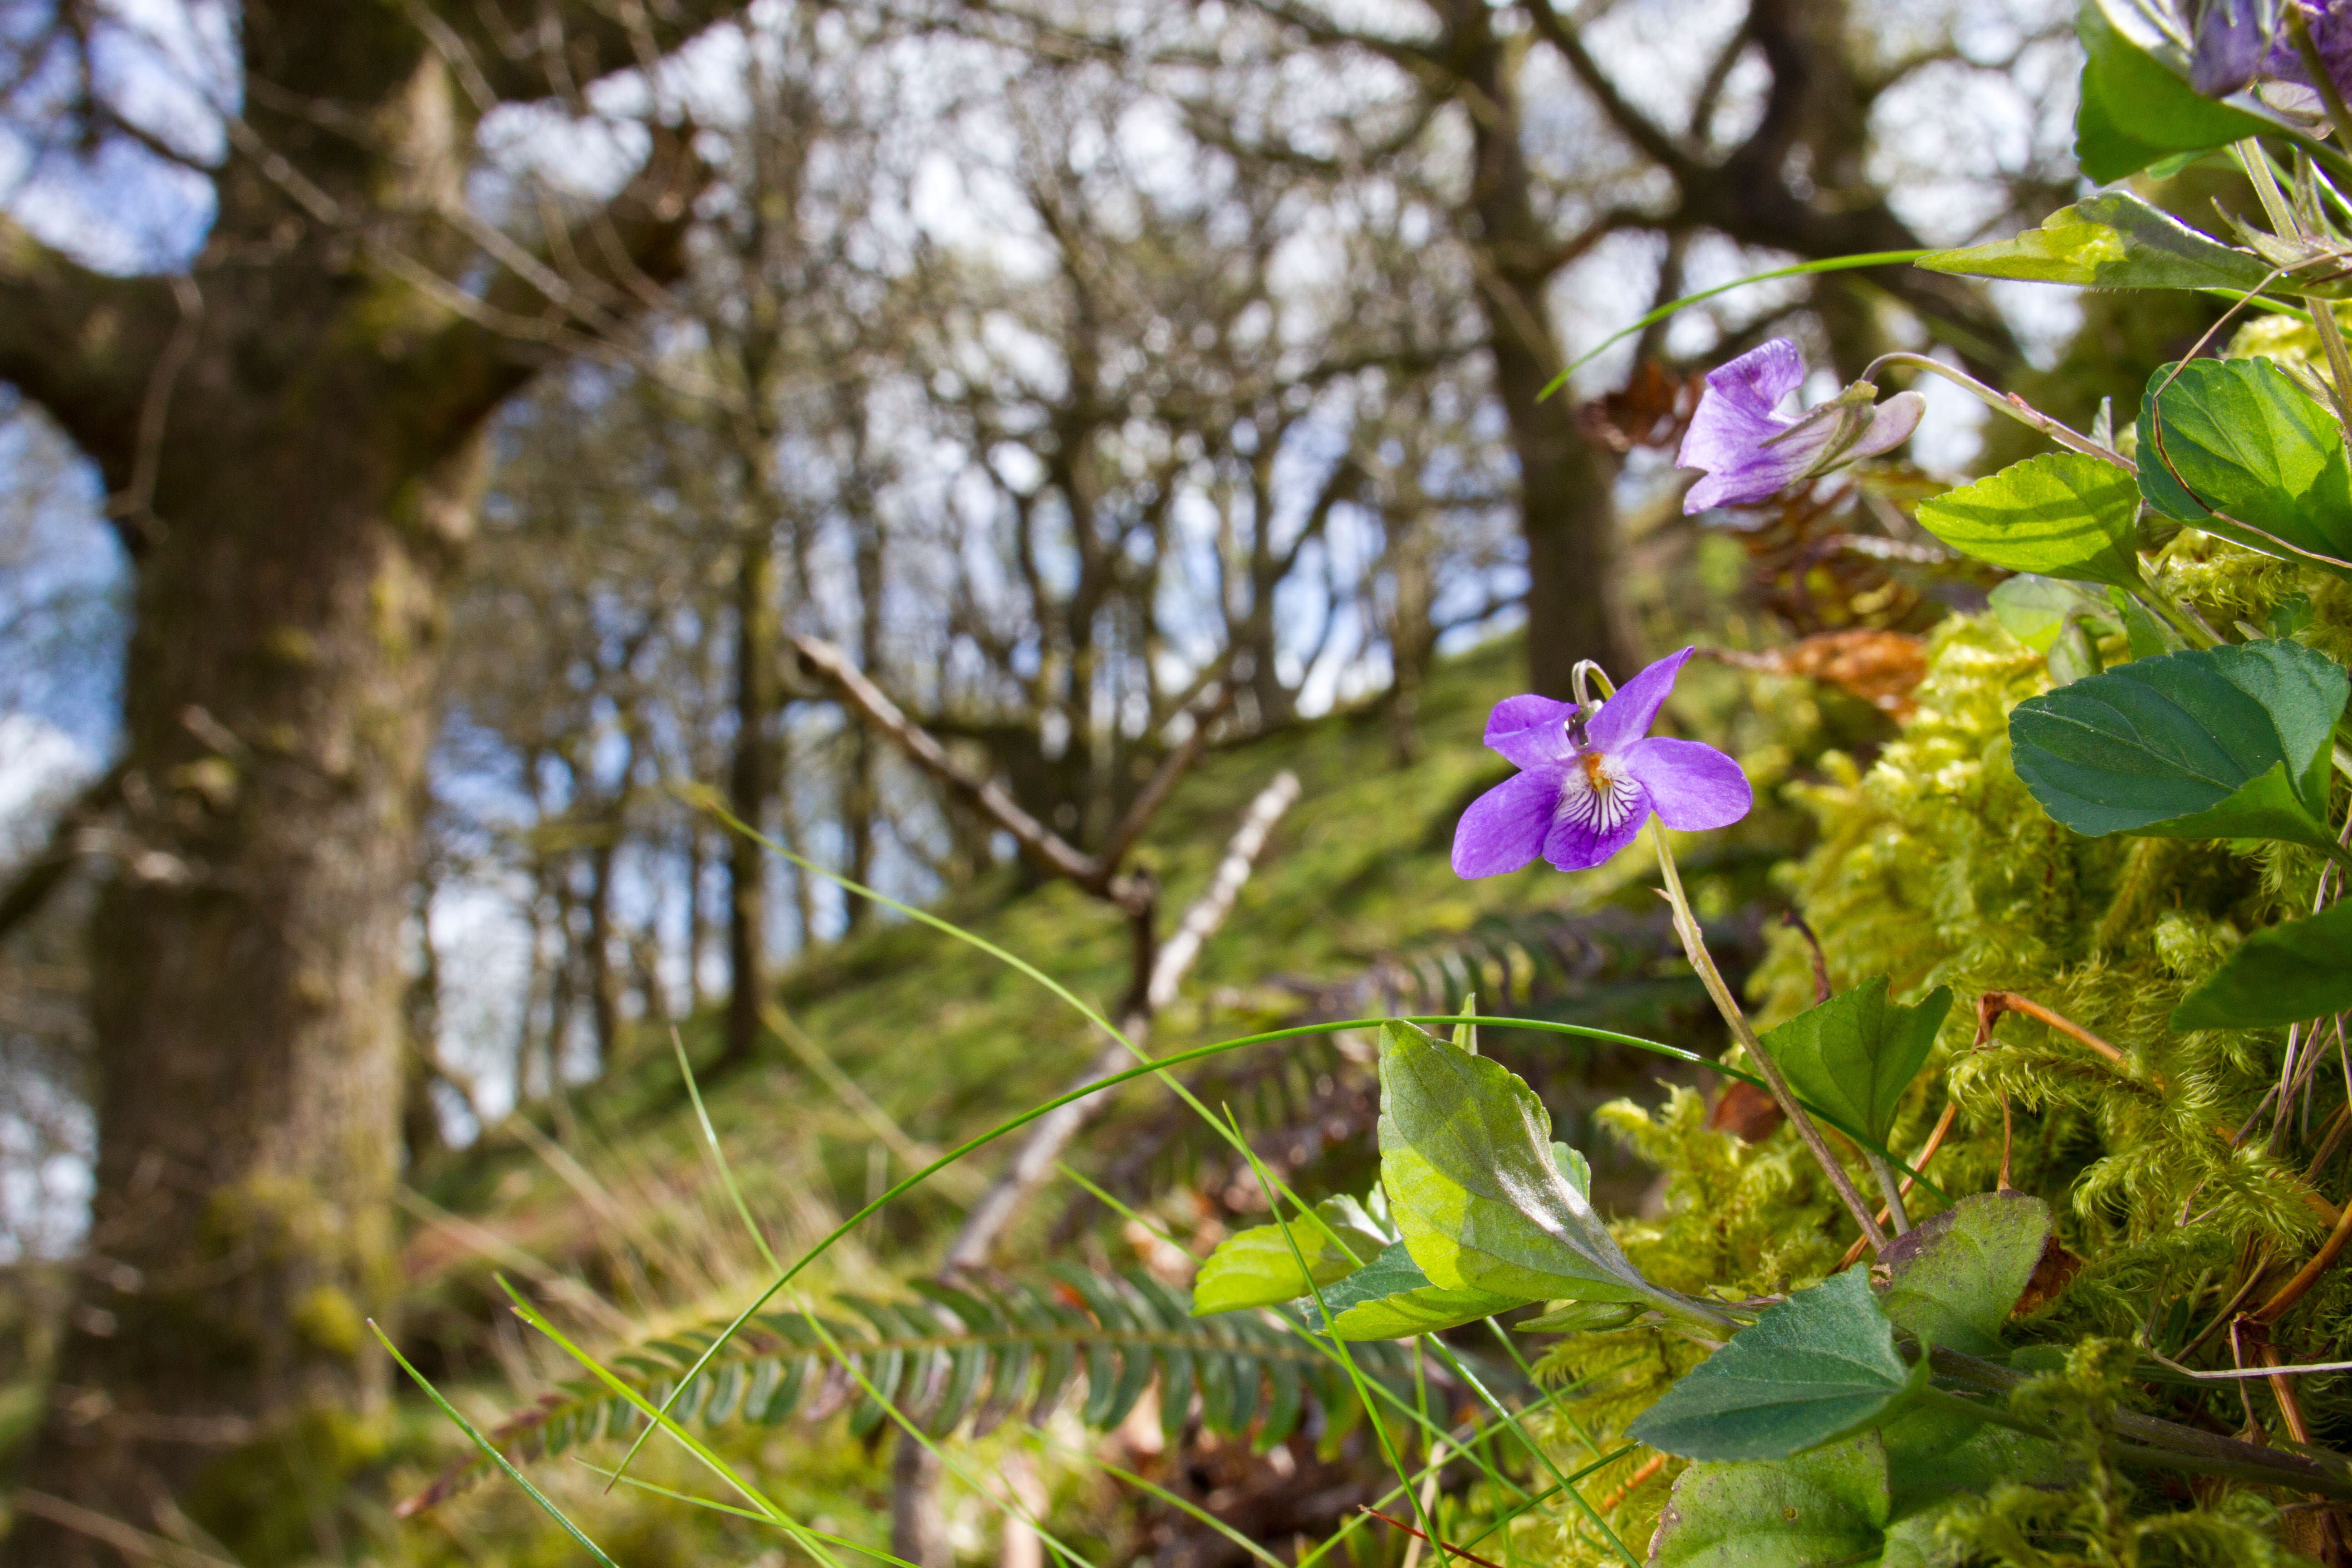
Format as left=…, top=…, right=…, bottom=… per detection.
left=0, top=6, right=722, bottom=1561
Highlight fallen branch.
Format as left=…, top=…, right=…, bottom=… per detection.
left=943, top=769, right=1301, bottom=1269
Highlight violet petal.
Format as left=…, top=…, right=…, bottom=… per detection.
left=1484, top=694, right=1578, bottom=769
left=1583, top=647, right=1696, bottom=754
left=1451, top=769, right=1563, bottom=878
left=1542, top=784, right=1652, bottom=872
left=1621, top=736, right=1753, bottom=831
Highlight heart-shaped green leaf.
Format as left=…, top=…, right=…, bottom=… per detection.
left=1915, top=452, right=2147, bottom=590
left=2008, top=640, right=2349, bottom=858
left=1627, top=1270, right=1925, bottom=1461
left=2136, top=358, right=2352, bottom=580
left=1761, top=978, right=1953, bottom=1148
left=2075, top=1, right=2272, bottom=183
left=1191, top=1195, right=1385, bottom=1315
left=2172, top=899, right=2352, bottom=1030
left=1293, top=1241, right=1533, bottom=1340
left=1882, top=1192, right=2052, bottom=1358
left=1376, top=1021, right=1680, bottom=1313
left=1649, top=1434, right=1891, bottom=1568
left=1918, top=191, right=2274, bottom=294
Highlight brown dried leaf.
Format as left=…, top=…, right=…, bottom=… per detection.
left=1703, top=630, right=1929, bottom=720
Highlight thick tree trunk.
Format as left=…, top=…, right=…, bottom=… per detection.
left=1450, top=0, right=1641, bottom=696
left=9, top=376, right=479, bottom=1567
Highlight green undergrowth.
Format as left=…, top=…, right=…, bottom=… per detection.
left=1531, top=549, right=2352, bottom=1565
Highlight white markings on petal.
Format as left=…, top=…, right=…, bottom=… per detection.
left=1553, top=750, right=1641, bottom=836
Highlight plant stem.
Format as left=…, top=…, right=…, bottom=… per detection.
left=1651, top=823, right=1890, bottom=1253
left=1863, top=1151, right=1912, bottom=1235
left=1861, top=352, right=2134, bottom=472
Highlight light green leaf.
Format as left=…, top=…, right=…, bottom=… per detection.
left=2136, top=358, right=2352, bottom=580
left=2076, top=1, right=2273, bottom=183
left=1649, top=1434, right=1890, bottom=1568
left=1881, top=1193, right=2052, bottom=1358
left=1917, top=191, right=2273, bottom=293
left=1989, top=575, right=2117, bottom=657
left=2105, top=586, right=2182, bottom=659
left=1376, top=1021, right=1680, bottom=1312
left=1914, top=453, right=2146, bottom=590
left=1627, top=1271, right=1926, bottom=1461
left=1191, top=1195, right=1385, bottom=1315
left=2008, top=640, right=2349, bottom=857
left=1294, top=1241, right=1533, bottom=1340
left=2172, top=899, right=2352, bottom=1029
left=1761, top=977, right=1953, bottom=1147
left=1552, top=1141, right=1592, bottom=1198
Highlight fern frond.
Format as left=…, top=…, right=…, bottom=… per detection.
left=398, top=1266, right=1417, bottom=1516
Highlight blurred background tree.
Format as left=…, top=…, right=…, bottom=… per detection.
left=0, top=1, right=2109, bottom=1564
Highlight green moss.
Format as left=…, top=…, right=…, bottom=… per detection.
left=186, top=1404, right=393, bottom=1568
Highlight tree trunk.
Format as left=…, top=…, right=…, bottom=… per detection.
left=10, top=388, right=479, bottom=1568
left=722, top=522, right=779, bottom=1072
left=1450, top=0, right=1641, bottom=696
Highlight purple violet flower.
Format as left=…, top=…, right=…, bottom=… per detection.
left=1451, top=648, right=1753, bottom=878
left=1675, top=339, right=1925, bottom=515
left=2266, top=0, right=2352, bottom=103
left=2192, top=0, right=2276, bottom=96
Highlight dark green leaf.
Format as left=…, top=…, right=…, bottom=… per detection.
left=1917, top=191, right=2275, bottom=294
left=1914, top=453, right=2146, bottom=589
left=1627, top=1271, right=1923, bottom=1461
left=2172, top=898, right=2352, bottom=1029
left=1295, top=1241, right=1533, bottom=1340
left=2136, top=358, right=2352, bottom=579
left=1191, top=1195, right=1386, bottom=1314
left=1649, top=1434, right=1890, bottom=1568
left=1377, top=1021, right=1682, bottom=1312
left=2076, top=1, right=2272, bottom=183
left=2008, top=640, right=2348, bottom=856
left=1761, top=978, right=1953, bottom=1147
left=1881, top=1193, right=2052, bottom=1358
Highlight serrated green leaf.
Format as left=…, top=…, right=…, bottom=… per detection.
left=1627, top=1271, right=1924, bottom=1461
left=2008, top=639, right=2348, bottom=856
left=2136, top=358, right=2352, bottom=579
left=1376, top=1021, right=1681, bottom=1313
left=1649, top=1433, right=1891, bottom=1568
left=1294, top=1241, right=1533, bottom=1340
left=2172, top=898, right=2352, bottom=1028
left=1917, top=191, right=2274, bottom=293
left=1761, top=978, right=1953, bottom=1147
left=1914, top=452, right=2146, bottom=589
left=1881, top=1192, right=2052, bottom=1358
left=1191, top=1195, right=1387, bottom=1315
left=2076, top=1, right=2271, bottom=183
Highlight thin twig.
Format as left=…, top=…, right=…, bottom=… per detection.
left=1360, top=1507, right=1509, bottom=1568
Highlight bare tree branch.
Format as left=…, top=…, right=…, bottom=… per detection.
left=941, top=769, right=1302, bottom=1269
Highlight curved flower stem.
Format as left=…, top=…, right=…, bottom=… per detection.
left=1861, top=352, right=2135, bottom=472
left=1650, top=822, right=1891, bottom=1254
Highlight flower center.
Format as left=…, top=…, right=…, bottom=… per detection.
left=1556, top=750, right=1640, bottom=835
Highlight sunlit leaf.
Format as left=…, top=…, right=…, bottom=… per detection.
left=1761, top=978, right=1953, bottom=1147
left=1376, top=1020, right=1682, bottom=1312
left=2008, top=640, right=2348, bottom=856
left=1989, top=575, right=2118, bottom=656
left=2172, top=899, right=2352, bottom=1029
left=1917, top=191, right=2276, bottom=293
left=2136, top=358, right=2352, bottom=579
left=1627, top=1271, right=1924, bottom=1462
left=1914, top=453, right=2146, bottom=590
left=1881, top=1193, right=2051, bottom=1358
left=1295, top=1241, right=1534, bottom=1340
left=1191, top=1196, right=1387, bottom=1314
